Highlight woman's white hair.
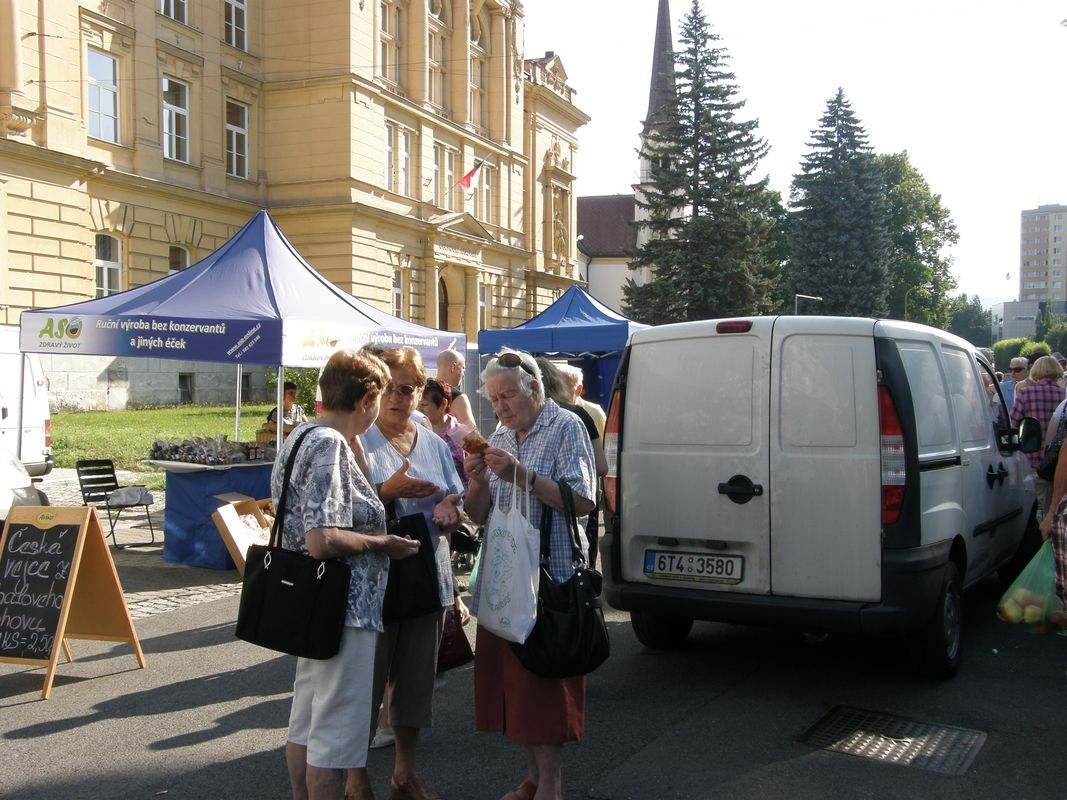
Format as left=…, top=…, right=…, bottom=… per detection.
left=478, top=348, right=544, bottom=401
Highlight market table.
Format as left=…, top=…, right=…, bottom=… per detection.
left=144, top=459, right=273, bottom=570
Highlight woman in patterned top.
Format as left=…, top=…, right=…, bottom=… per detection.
left=273, top=349, right=420, bottom=800
left=462, top=348, right=596, bottom=800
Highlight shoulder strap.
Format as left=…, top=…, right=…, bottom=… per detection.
left=269, top=425, right=317, bottom=549
left=538, top=479, right=585, bottom=567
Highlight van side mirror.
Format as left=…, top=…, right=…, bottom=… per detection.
left=1017, top=417, right=1043, bottom=453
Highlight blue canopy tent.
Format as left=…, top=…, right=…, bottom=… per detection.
left=477, top=286, right=647, bottom=404
left=19, top=209, right=460, bottom=368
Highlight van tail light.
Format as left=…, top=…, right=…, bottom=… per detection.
left=43, top=418, right=52, bottom=450
left=879, top=385, right=905, bottom=525
left=603, top=387, right=622, bottom=514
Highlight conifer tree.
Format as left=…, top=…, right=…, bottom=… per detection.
left=623, top=0, right=780, bottom=324
left=786, top=89, right=889, bottom=317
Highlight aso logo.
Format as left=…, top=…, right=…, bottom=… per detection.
left=38, top=317, right=83, bottom=340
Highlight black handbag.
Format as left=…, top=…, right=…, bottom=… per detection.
left=1037, top=408, right=1067, bottom=480
left=381, top=503, right=444, bottom=624
left=511, top=480, right=611, bottom=679
left=235, top=427, right=351, bottom=659
left=437, top=605, right=474, bottom=673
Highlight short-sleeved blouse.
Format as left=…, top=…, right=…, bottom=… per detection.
left=362, top=424, right=462, bottom=608
left=270, top=424, right=389, bottom=631
left=469, top=399, right=596, bottom=619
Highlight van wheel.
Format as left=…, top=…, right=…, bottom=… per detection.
left=915, top=562, right=962, bottom=680
left=630, top=612, right=693, bottom=650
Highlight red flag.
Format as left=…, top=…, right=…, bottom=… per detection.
left=459, top=159, right=483, bottom=189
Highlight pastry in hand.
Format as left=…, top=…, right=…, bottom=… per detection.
left=462, top=430, right=490, bottom=455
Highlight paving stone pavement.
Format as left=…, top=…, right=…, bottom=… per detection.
left=35, top=468, right=244, bottom=620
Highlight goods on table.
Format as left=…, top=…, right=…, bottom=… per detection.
left=150, top=435, right=274, bottom=465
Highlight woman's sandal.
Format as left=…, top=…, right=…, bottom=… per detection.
left=501, top=779, right=537, bottom=800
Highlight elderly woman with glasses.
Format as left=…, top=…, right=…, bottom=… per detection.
left=355, top=346, right=464, bottom=800
left=462, top=348, right=596, bottom=800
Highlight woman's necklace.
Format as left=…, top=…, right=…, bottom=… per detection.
left=380, top=421, right=416, bottom=457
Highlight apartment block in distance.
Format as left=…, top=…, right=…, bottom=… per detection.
left=1019, top=203, right=1067, bottom=305
left=0, top=0, right=589, bottom=409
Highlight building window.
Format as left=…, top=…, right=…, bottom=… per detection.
left=95, top=234, right=122, bottom=297
left=169, top=245, right=189, bottom=274
left=433, top=144, right=443, bottom=206
left=445, top=149, right=456, bottom=211
left=178, top=373, right=195, bottom=403
left=384, top=123, right=412, bottom=196
left=427, top=2, right=449, bottom=108
left=225, top=0, right=247, bottom=50
left=87, top=49, right=120, bottom=143
left=225, top=100, right=248, bottom=178
left=162, top=76, right=189, bottom=162
left=478, top=282, right=487, bottom=330
left=392, top=269, right=403, bottom=317
left=379, top=0, right=402, bottom=85
left=469, top=11, right=488, bottom=128
left=160, top=0, right=187, bottom=24
left=482, top=165, right=494, bottom=224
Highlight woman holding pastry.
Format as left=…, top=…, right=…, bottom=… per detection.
left=462, top=349, right=596, bottom=800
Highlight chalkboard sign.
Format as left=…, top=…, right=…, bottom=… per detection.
left=0, top=519, right=80, bottom=660
left=0, top=507, right=145, bottom=699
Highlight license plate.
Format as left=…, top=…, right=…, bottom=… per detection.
left=644, top=550, right=744, bottom=585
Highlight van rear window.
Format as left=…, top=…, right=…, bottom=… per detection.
left=631, top=338, right=756, bottom=446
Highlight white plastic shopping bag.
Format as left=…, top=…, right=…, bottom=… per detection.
left=472, top=473, right=540, bottom=643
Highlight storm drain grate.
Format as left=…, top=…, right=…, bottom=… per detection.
left=799, top=706, right=986, bottom=775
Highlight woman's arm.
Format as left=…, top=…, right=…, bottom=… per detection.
left=305, top=527, right=420, bottom=560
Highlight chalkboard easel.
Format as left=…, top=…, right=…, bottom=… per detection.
left=0, top=506, right=146, bottom=699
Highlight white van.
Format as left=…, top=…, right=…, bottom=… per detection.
left=0, top=325, right=53, bottom=477
left=601, top=316, right=1041, bottom=678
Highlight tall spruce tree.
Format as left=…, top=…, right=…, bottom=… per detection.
left=786, top=89, right=889, bottom=317
left=623, top=0, right=779, bottom=324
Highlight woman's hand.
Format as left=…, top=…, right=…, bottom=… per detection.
left=431, top=493, right=463, bottom=530
left=1040, top=510, right=1055, bottom=541
left=380, top=533, right=421, bottom=560
left=380, top=458, right=438, bottom=502
left=481, top=446, right=521, bottom=483
left=464, top=451, right=489, bottom=483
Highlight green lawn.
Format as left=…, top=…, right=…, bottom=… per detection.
left=51, top=404, right=275, bottom=489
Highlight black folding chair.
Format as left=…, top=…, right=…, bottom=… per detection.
left=75, top=459, right=158, bottom=548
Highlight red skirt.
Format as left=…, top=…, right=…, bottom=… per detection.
left=474, top=626, right=586, bottom=745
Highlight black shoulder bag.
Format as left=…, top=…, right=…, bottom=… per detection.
left=235, top=426, right=351, bottom=659
left=1037, top=406, right=1067, bottom=480
left=381, top=501, right=444, bottom=624
left=511, top=480, right=610, bottom=679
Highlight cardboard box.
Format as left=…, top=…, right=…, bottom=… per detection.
left=211, top=493, right=273, bottom=576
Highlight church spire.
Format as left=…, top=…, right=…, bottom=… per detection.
left=645, top=0, right=676, bottom=127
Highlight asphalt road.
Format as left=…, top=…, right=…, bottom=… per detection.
left=0, top=568, right=1064, bottom=799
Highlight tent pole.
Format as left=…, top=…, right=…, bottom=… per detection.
left=276, top=366, right=284, bottom=452
left=235, top=363, right=242, bottom=441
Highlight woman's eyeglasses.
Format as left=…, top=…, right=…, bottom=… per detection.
left=494, top=352, right=536, bottom=378
left=1009, top=367, right=1028, bottom=373
left=385, top=383, right=417, bottom=397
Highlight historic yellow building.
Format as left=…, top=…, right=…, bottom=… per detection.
left=0, top=0, right=588, bottom=387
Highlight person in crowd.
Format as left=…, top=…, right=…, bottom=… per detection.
left=1012, top=355, right=1065, bottom=470
left=267, top=380, right=309, bottom=433
left=419, top=378, right=470, bottom=486
left=418, top=376, right=474, bottom=624
left=463, top=349, right=596, bottom=800
left=357, top=346, right=464, bottom=800
left=1002, top=356, right=1030, bottom=411
left=436, top=347, right=478, bottom=431
left=536, top=358, right=608, bottom=568
left=1055, top=352, right=1067, bottom=377
left=1039, top=409, right=1067, bottom=621
left=274, top=350, right=420, bottom=800
left=556, top=363, right=608, bottom=566
left=557, top=364, right=606, bottom=439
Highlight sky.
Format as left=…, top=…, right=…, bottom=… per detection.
left=523, top=0, right=1067, bottom=307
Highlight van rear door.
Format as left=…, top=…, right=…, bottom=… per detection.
left=618, top=318, right=773, bottom=593
left=767, top=317, right=882, bottom=601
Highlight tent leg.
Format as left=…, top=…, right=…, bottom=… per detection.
left=235, top=363, right=242, bottom=441
left=276, top=366, right=284, bottom=451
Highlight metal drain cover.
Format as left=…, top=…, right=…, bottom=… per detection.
left=800, top=706, right=986, bottom=775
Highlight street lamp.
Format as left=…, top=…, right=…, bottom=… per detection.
left=794, top=294, right=823, bottom=315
